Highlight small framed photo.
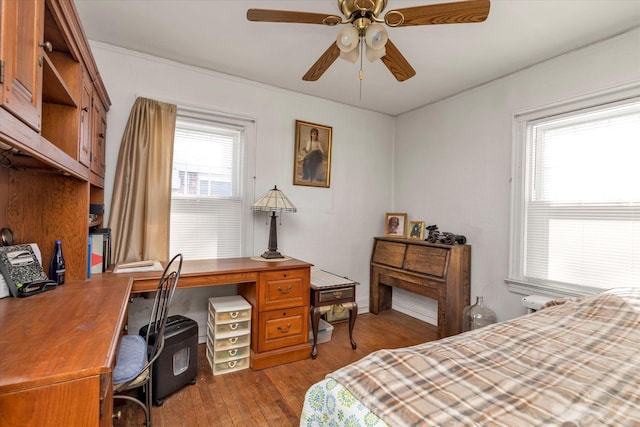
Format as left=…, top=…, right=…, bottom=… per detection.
left=408, top=221, right=425, bottom=240
left=293, top=120, right=332, bottom=188
left=384, top=213, right=407, bottom=238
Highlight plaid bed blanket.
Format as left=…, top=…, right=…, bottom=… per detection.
left=328, top=288, right=640, bottom=426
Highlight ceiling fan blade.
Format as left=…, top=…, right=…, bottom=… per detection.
left=247, top=9, right=340, bottom=25
left=302, top=42, right=341, bottom=81
left=380, top=40, right=416, bottom=82
left=386, top=0, right=490, bottom=27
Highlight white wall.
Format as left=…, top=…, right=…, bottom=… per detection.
left=90, top=43, right=394, bottom=339
left=394, top=27, right=640, bottom=322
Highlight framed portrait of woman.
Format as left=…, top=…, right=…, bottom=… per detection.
left=293, top=120, right=332, bottom=188
left=384, top=213, right=407, bottom=238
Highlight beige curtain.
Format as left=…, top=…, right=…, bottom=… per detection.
left=109, top=97, right=177, bottom=264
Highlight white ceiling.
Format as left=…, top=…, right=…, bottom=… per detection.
left=74, top=0, right=640, bottom=116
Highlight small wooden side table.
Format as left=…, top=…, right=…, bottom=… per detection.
left=310, top=270, right=358, bottom=359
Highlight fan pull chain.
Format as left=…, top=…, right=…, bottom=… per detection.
left=359, top=36, right=364, bottom=100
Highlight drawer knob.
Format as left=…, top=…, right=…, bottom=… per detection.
left=230, top=311, right=239, bottom=319
left=277, top=323, right=292, bottom=333
left=332, top=291, right=343, bottom=298
left=228, top=360, right=238, bottom=368
left=229, top=349, right=238, bottom=356
left=40, top=41, right=53, bottom=52
left=229, top=337, right=238, bottom=344
left=277, top=285, right=293, bottom=294
left=229, top=323, right=239, bottom=330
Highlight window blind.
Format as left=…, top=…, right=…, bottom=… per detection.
left=513, top=96, right=640, bottom=292
left=170, top=110, right=254, bottom=260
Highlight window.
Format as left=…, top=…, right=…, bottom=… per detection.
left=508, top=88, right=640, bottom=297
left=170, top=108, right=255, bottom=260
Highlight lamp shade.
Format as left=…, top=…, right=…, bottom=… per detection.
left=339, top=47, right=360, bottom=64
left=251, top=186, right=297, bottom=213
left=252, top=186, right=296, bottom=259
left=365, top=23, right=387, bottom=62
left=336, top=26, right=359, bottom=53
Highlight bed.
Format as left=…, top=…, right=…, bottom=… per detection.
left=300, top=288, right=640, bottom=426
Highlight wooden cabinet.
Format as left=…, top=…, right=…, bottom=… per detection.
left=240, top=266, right=311, bottom=370
left=91, top=93, right=106, bottom=177
left=257, top=269, right=309, bottom=352
left=0, top=0, right=110, bottom=281
left=370, top=237, right=471, bottom=338
left=0, top=0, right=44, bottom=131
left=79, top=70, right=92, bottom=167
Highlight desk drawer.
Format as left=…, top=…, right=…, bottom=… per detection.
left=404, top=245, right=448, bottom=277
left=372, top=240, right=406, bottom=268
left=317, top=286, right=354, bottom=304
left=209, top=317, right=251, bottom=336
left=207, top=324, right=250, bottom=350
left=259, top=269, right=309, bottom=311
left=258, top=306, right=308, bottom=352
left=208, top=305, right=252, bottom=324
left=207, top=338, right=250, bottom=363
left=206, top=344, right=250, bottom=375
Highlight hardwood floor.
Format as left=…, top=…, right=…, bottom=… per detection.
left=113, top=310, right=438, bottom=426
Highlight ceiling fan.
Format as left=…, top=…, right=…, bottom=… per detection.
left=247, top=0, right=490, bottom=82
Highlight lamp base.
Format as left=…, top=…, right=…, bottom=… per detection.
left=260, top=250, right=285, bottom=259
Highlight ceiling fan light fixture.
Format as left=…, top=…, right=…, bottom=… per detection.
left=336, top=26, right=359, bottom=53
left=339, top=46, right=360, bottom=63
left=364, top=23, right=387, bottom=62
left=246, top=0, right=491, bottom=82
left=365, top=23, right=387, bottom=49
left=365, top=44, right=386, bottom=62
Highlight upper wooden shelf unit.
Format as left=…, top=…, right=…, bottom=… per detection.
left=0, top=0, right=111, bottom=284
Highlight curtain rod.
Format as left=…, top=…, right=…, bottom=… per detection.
left=135, top=93, right=255, bottom=123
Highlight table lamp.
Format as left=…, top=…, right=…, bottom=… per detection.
left=251, top=185, right=297, bottom=259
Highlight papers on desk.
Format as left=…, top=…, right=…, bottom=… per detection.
left=311, top=267, right=355, bottom=288
left=113, top=260, right=163, bottom=274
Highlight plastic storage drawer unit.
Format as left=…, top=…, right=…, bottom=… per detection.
left=139, top=314, right=198, bottom=405
left=207, top=295, right=252, bottom=375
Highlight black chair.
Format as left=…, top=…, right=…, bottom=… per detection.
left=112, top=254, right=183, bottom=426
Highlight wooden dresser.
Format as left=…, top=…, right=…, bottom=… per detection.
left=370, top=237, right=471, bottom=338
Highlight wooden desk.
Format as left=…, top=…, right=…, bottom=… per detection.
left=0, top=277, right=132, bottom=427
left=120, top=257, right=314, bottom=370
left=370, top=237, right=470, bottom=338
left=0, top=257, right=312, bottom=426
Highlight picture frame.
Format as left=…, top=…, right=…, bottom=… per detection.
left=384, top=213, right=407, bottom=238
left=408, top=221, right=425, bottom=240
left=293, top=120, right=332, bottom=188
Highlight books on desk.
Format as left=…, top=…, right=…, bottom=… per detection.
left=311, top=267, right=355, bottom=288
left=113, top=260, right=163, bottom=273
left=88, top=228, right=111, bottom=276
